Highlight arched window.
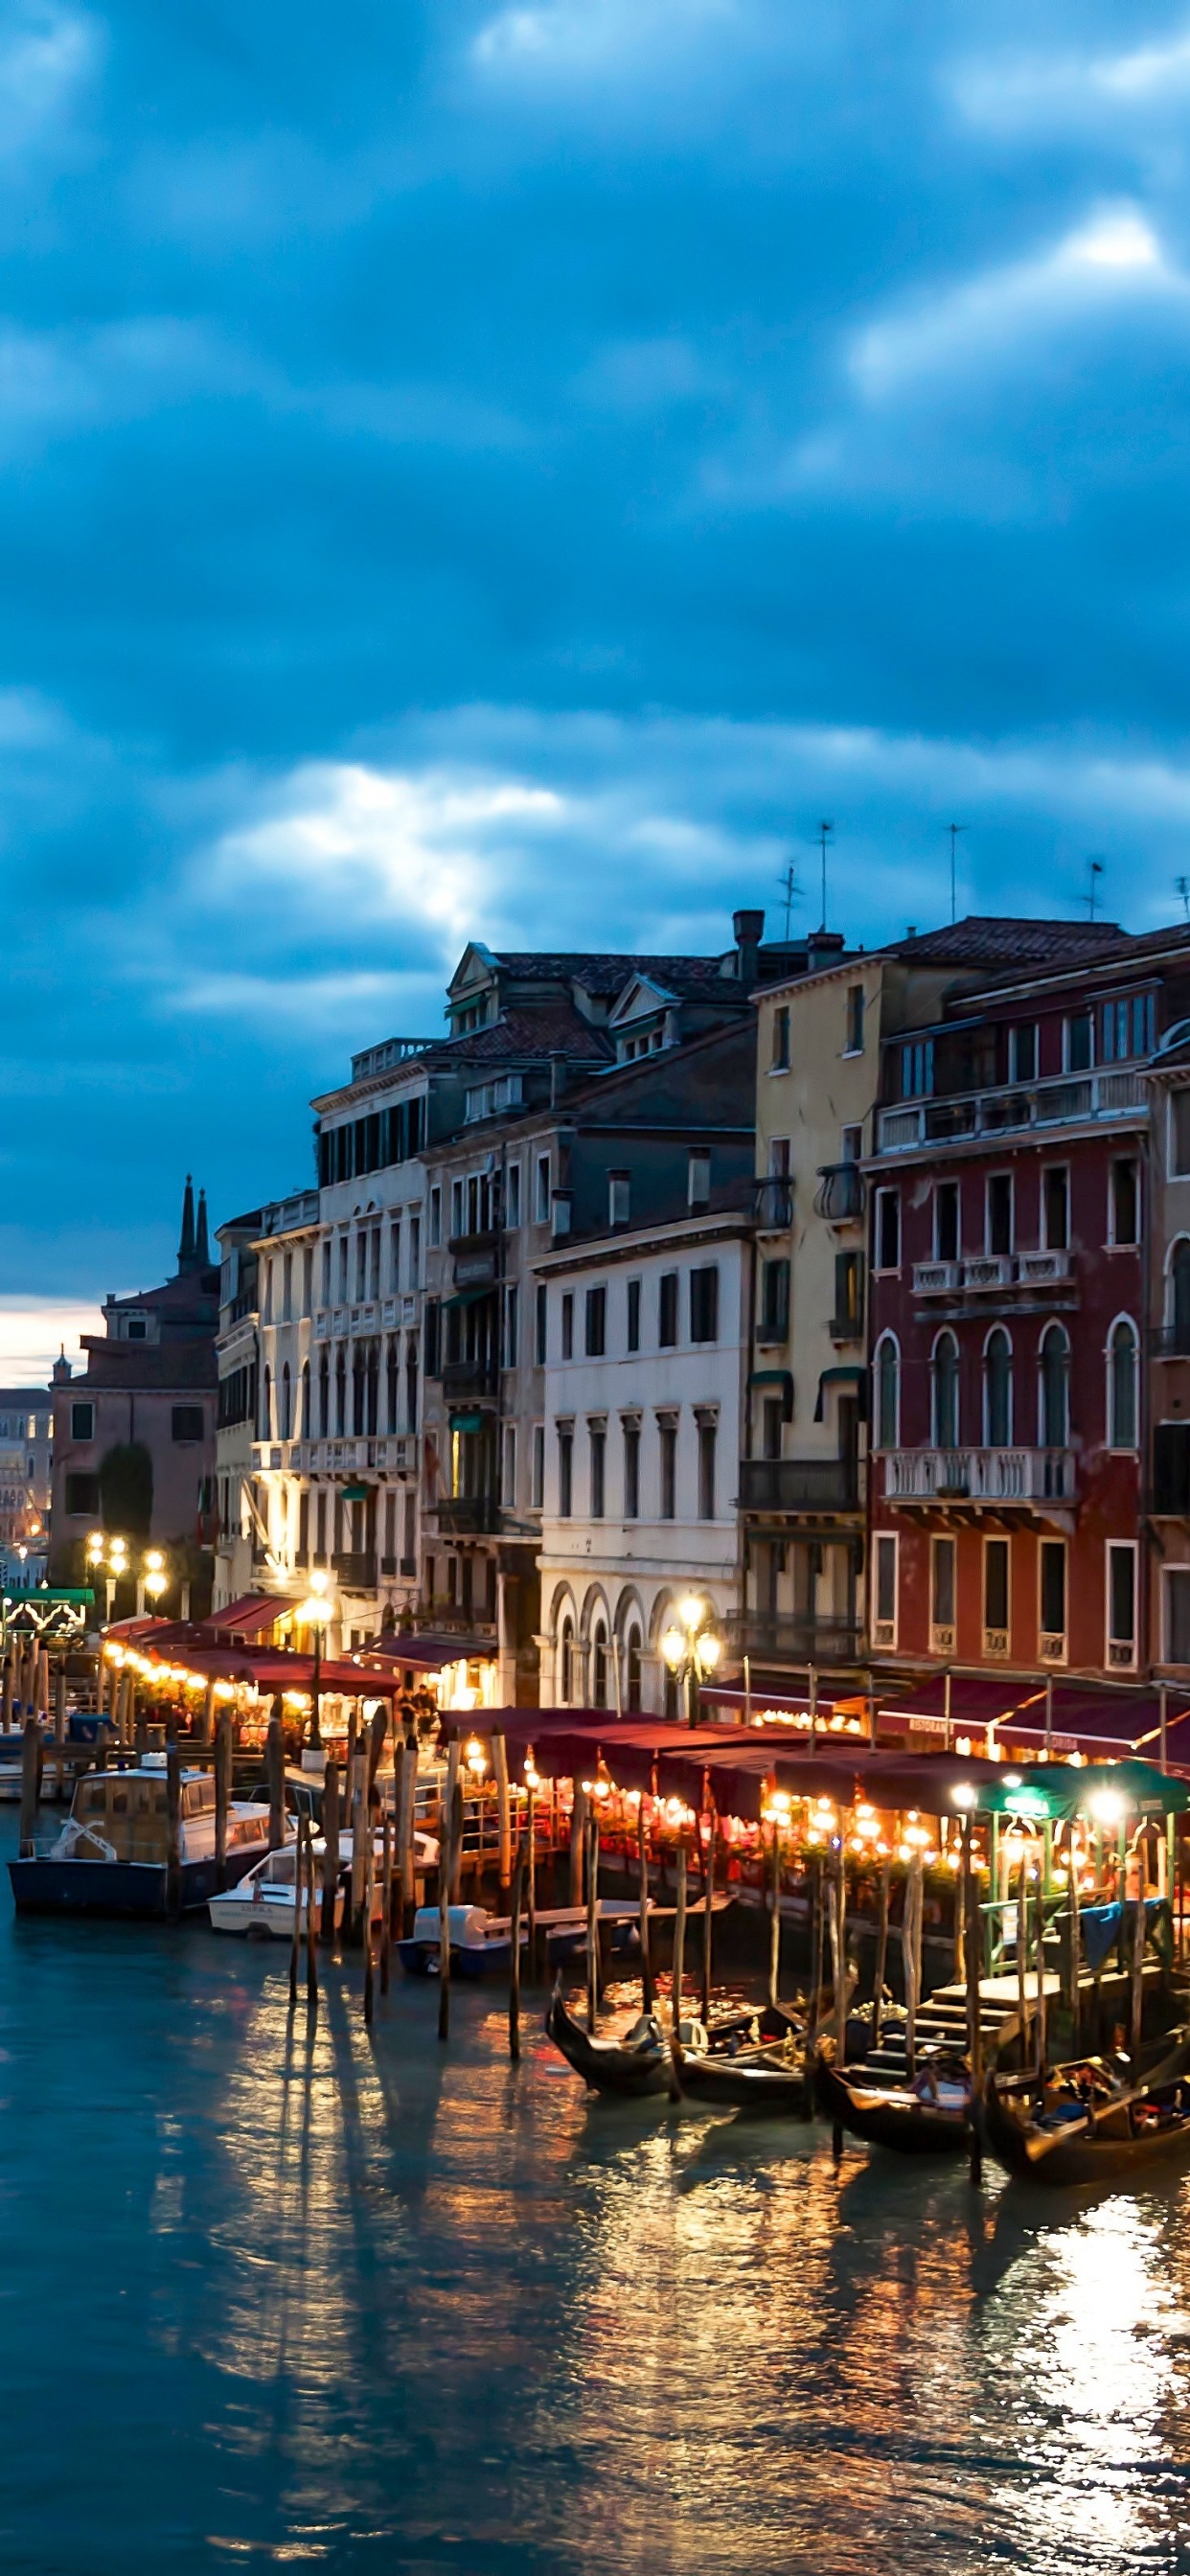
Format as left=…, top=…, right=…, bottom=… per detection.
left=592, top=1619, right=608, bottom=1710
left=366, top=1342, right=379, bottom=1437
left=262, top=1366, right=272, bottom=1440
left=1109, top=1318, right=1138, bottom=1449
left=300, top=1361, right=310, bottom=1440
left=626, top=1623, right=643, bottom=1712
left=663, top=1659, right=679, bottom=1722
left=875, top=1334, right=900, bottom=1451
left=1040, top=1322, right=1069, bottom=1449
left=318, top=1350, right=330, bottom=1438
left=280, top=1361, right=291, bottom=1440
left=931, top=1331, right=959, bottom=1449
left=334, top=1348, right=347, bottom=1437
left=353, top=1352, right=366, bottom=1437
left=1173, top=1239, right=1190, bottom=1352
left=984, top=1328, right=1012, bottom=1448
left=560, top=1617, right=574, bottom=1703
left=386, top=1340, right=399, bottom=1434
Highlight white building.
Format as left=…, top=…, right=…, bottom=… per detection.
left=537, top=1186, right=751, bottom=1714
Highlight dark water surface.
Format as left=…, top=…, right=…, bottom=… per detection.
left=2, top=1811, right=1189, bottom=2576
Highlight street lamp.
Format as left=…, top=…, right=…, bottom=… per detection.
left=143, top=1549, right=168, bottom=1609
left=659, top=1595, right=723, bottom=1727
left=296, top=1566, right=332, bottom=1749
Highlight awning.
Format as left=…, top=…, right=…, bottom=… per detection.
left=814, top=1366, right=868, bottom=1423
left=199, top=1592, right=292, bottom=1641
left=446, top=1285, right=493, bottom=1310
left=447, top=1413, right=484, bottom=1435
left=341, top=1482, right=370, bottom=1502
left=365, top=1632, right=496, bottom=1675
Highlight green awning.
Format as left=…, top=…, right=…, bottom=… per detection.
left=749, top=1369, right=792, bottom=1388
left=341, top=1482, right=370, bottom=1503
left=446, top=1285, right=494, bottom=1310
left=448, top=1411, right=484, bottom=1435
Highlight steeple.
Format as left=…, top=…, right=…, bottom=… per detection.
left=195, top=1187, right=210, bottom=1269
left=177, top=1174, right=196, bottom=1276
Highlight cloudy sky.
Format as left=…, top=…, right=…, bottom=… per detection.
left=4, top=0, right=1190, bottom=1367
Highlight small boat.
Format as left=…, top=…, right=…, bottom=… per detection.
left=209, top=1827, right=439, bottom=1939
left=814, top=2036, right=973, bottom=2156
left=545, top=1982, right=671, bottom=2099
left=397, top=1900, right=522, bottom=1980
left=985, top=2035, right=1190, bottom=2185
left=672, top=2025, right=809, bottom=2116
left=9, top=1757, right=270, bottom=1918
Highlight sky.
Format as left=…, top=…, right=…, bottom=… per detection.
left=5, top=0, right=1190, bottom=1373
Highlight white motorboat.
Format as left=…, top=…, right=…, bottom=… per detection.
left=208, top=1827, right=439, bottom=1939
left=10, top=1756, right=271, bottom=1918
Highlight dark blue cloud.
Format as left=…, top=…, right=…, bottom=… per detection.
left=0, top=0, right=1189, bottom=1308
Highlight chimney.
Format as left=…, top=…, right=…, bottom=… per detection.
left=733, top=908, right=765, bottom=990
left=806, top=930, right=846, bottom=975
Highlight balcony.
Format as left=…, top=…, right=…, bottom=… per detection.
left=442, top=1358, right=498, bottom=1401
left=753, top=1177, right=792, bottom=1231
left=724, top=1613, right=863, bottom=1668
left=449, top=1230, right=500, bottom=1289
left=912, top=1259, right=961, bottom=1295
left=962, top=1254, right=1014, bottom=1293
left=740, top=1457, right=859, bottom=1513
left=433, top=1497, right=499, bottom=1534
left=813, top=1162, right=865, bottom=1226
left=878, top=1066, right=1147, bottom=1156
left=884, top=1447, right=1076, bottom=1509
left=828, top=1310, right=864, bottom=1346
left=1151, top=1322, right=1190, bottom=1360
left=912, top=1250, right=1074, bottom=1300
left=333, top=1552, right=377, bottom=1590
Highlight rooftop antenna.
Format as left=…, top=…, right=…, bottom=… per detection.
left=948, top=821, right=966, bottom=927
left=815, top=818, right=834, bottom=931
left=1179, top=875, right=1190, bottom=924
left=1086, top=856, right=1105, bottom=921
left=776, top=862, right=799, bottom=941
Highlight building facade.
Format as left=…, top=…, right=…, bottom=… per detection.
left=0, top=1385, right=52, bottom=1579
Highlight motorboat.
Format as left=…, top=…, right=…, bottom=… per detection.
left=397, top=1900, right=522, bottom=1980
left=814, top=2037, right=973, bottom=2156
left=9, top=1757, right=270, bottom=1918
left=985, top=2034, right=1190, bottom=2185
left=209, top=1826, right=439, bottom=1939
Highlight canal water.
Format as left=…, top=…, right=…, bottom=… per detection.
left=3, top=1811, right=1190, bottom=2576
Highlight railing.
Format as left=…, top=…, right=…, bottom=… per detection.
left=1151, top=1322, right=1190, bottom=1358
left=813, top=1162, right=865, bottom=1224
left=332, top=1552, right=377, bottom=1590
left=752, top=1177, right=793, bottom=1230
left=913, top=1252, right=1072, bottom=1297
left=433, top=1498, right=499, bottom=1534
left=884, top=1446, right=1076, bottom=1504
left=962, top=1254, right=1014, bottom=1292
left=442, top=1358, right=497, bottom=1400
left=739, top=1457, right=859, bottom=1512
left=828, top=1311, right=863, bottom=1344
left=878, top=1066, right=1147, bottom=1155
left=290, top=1437, right=413, bottom=1473
left=724, top=1613, right=862, bottom=1667
left=912, top=1259, right=961, bottom=1295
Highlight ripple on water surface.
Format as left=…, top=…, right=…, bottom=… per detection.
left=1, top=1828, right=1190, bottom=2575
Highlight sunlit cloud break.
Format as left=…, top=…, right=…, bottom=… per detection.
left=0, top=1296, right=102, bottom=1386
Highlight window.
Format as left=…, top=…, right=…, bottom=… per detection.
left=1173, top=1092, right=1190, bottom=1179
left=338, top=1236, right=349, bottom=1301
left=873, top=1531, right=898, bottom=1646
left=389, top=1219, right=401, bottom=1292
left=585, top=1285, right=606, bottom=1357
left=608, top=1171, right=630, bottom=1228
left=984, top=1537, right=1010, bottom=1654
left=627, top=1279, right=641, bottom=1353
left=901, top=1039, right=934, bottom=1099
left=833, top=1251, right=863, bottom=1338
left=690, top=1266, right=719, bottom=1344
left=536, top=1155, right=551, bottom=1223
left=126, top=1318, right=146, bottom=1342
left=1040, top=1322, right=1069, bottom=1448
left=698, top=1419, right=717, bottom=1520
left=506, top=1163, right=521, bottom=1229
left=1040, top=1539, right=1066, bottom=1658
left=771, top=1006, right=790, bottom=1070
left=1108, top=1318, right=1138, bottom=1449
left=450, top=1179, right=465, bottom=1239
left=841, top=1124, right=862, bottom=1163
left=591, top=1621, right=609, bottom=1711
left=588, top=1422, right=606, bottom=1519
left=986, top=1173, right=1013, bottom=1256
left=623, top=1418, right=640, bottom=1519
left=169, top=1404, right=204, bottom=1446
left=501, top=1423, right=516, bottom=1508
left=845, top=985, right=864, bottom=1054
left=70, top=1402, right=94, bottom=1442
left=280, top=1364, right=292, bottom=1439
left=1008, top=1024, right=1037, bottom=1083
left=659, top=1272, right=678, bottom=1347
left=504, top=1284, right=518, bottom=1369
left=658, top=1417, right=677, bottom=1519
left=1107, top=1542, right=1137, bottom=1668
left=931, top=1536, right=956, bottom=1650
left=769, top=1136, right=791, bottom=1178
left=561, top=1294, right=574, bottom=1361
left=321, top=1243, right=332, bottom=1305
left=1042, top=1167, right=1068, bottom=1252
left=1156, top=1419, right=1190, bottom=1515
left=762, top=1396, right=783, bottom=1460
left=983, top=1328, right=1012, bottom=1447
left=875, top=1189, right=900, bottom=1274
left=532, top=1424, right=544, bottom=1509
left=1110, top=1159, right=1138, bottom=1247
left=429, top=1186, right=442, bottom=1248
left=759, top=1258, right=790, bottom=1344
left=558, top=1426, right=573, bottom=1518
left=934, top=1181, right=960, bottom=1262
left=688, top=1149, right=710, bottom=1209
left=409, top=1215, right=420, bottom=1285
left=560, top=1617, right=574, bottom=1701
left=1166, top=1568, right=1190, bottom=1665
left=531, top=1283, right=545, bottom=1368
left=355, top=1231, right=367, bottom=1300
left=626, top=1624, right=643, bottom=1712
left=931, top=1331, right=959, bottom=1448
left=1102, top=994, right=1156, bottom=1064
left=1065, top=1012, right=1093, bottom=1072
left=65, top=1472, right=100, bottom=1516
left=302, top=1249, right=313, bottom=1315
left=875, top=1335, right=900, bottom=1451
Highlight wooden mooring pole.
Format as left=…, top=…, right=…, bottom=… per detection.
left=214, top=1711, right=231, bottom=1889
left=289, top=1814, right=303, bottom=2008
left=700, top=1797, right=716, bottom=2031
left=872, top=1858, right=890, bottom=2051
left=585, top=1809, right=600, bottom=2033
left=438, top=1739, right=460, bottom=2043
left=305, top=1815, right=319, bottom=2011
left=508, top=1833, right=525, bottom=2062
left=638, top=1795, right=653, bottom=2013
left=320, top=1759, right=340, bottom=1944
left=166, top=1736, right=182, bottom=1923
left=266, top=1705, right=286, bottom=1854
left=963, top=1819, right=984, bottom=2186
left=379, top=1804, right=393, bottom=1996
left=18, top=1715, right=38, bottom=1853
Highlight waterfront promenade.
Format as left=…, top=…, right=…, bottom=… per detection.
left=1, top=1805, right=1188, bottom=2575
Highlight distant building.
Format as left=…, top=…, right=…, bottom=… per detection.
left=50, top=1179, right=220, bottom=1609
left=0, top=1384, right=52, bottom=1583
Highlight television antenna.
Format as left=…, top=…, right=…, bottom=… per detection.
left=1086, top=856, right=1105, bottom=921
left=815, top=818, right=834, bottom=931
left=776, top=862, right=800, bottom=942
left=1178, top=875, right=1190, bottom=924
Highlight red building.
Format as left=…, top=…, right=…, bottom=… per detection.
left=866, top=943, right=1156, bottom=1683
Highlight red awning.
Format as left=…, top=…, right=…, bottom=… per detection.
left=199, top=1593, right=292, bottom=1641
left=365, top=1632, right=497, bottom=1674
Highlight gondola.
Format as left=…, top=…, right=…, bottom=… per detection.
left=985, top=2034, right=1190, bottom=2186
left=814, top=2036, right=973, bottom=2157
left=671, top=2027, right=809, bottom=2116
left=544, top=1983, right=671, bottom=2099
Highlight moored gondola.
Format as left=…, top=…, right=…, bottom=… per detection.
left=814, top=2036, right=973, bottom=2156
left=671, top=2028, right=809, bottom=2116
left=985, top=2034, right=1190, bottom=2185
left=545, top=1982, right=671, bottom=2098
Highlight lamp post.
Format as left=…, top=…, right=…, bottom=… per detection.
left=659, top=1594, right=723, bottom=1728
left=143, top=1550, right=168, bottom=1615
left=296, top=1566, right=332, bottom=1750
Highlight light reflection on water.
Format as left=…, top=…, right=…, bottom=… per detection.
left=3, top=1855, right=1190, bottom=2575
